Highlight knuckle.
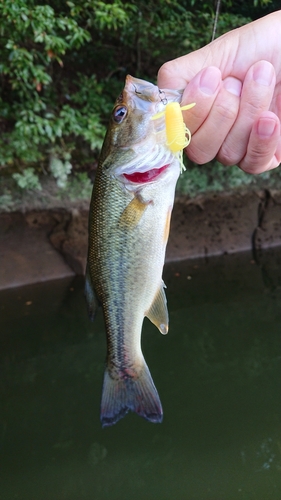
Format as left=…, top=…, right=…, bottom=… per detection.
left=217, top=141, right=242, bottom=166
left=242, top=98, right=269, bottom=121
left=157, top=62, right=173, bottom=84
left=240, top=158, right=270, bottom=174
left=215, top=100, right=238, bottom=123
left=241, top=150, right=271, bottom=173
left=187, top=143, right=213, bottom=165
left=238, top=140, right=280, bottom=174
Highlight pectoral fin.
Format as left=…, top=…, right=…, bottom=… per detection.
left=84, top=265, right=100, bottom=321
left=119, top=195, right=149, bottom=229
left=146, top=282, right=169, bottom=335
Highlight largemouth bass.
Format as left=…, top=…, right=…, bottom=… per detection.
left=86, top=75, right=188, bottom=427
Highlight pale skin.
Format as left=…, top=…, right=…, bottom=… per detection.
left=157, top=10, right=281, bottom=174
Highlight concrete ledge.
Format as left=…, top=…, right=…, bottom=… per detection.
left=166, top=191, right=261, bottom=260
left=1, top=189, right=281, bottom=290
left=0, top=211, right=74, bottom=290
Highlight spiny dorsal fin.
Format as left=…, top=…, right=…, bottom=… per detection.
left=146, top=282, right=169, bottom=335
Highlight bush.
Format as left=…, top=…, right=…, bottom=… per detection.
left=176, top=160, right=280, bottom=197
left=0, top=0, right=277, bottom=192
left=0, top=0, right=106, bottom=184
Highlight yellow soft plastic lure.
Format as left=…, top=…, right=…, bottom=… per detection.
left=152, top=101, right=196, bottom=172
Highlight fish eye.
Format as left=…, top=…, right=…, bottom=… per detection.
left=113, top=105, right=128, bottom=123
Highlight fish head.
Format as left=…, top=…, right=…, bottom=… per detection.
left=100, top=75, right=183, bottom=189
left=110, top=75, right=164, bottom=147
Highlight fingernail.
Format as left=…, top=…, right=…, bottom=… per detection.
left=253, top=61, right=274, bottom=86
left=257, top=117, right=276, bottom=137
left=223, top=77, right=242, bottom=97
left=199, top=67, right=221, bottom=95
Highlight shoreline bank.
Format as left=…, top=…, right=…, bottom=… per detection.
left=1, top=189, right=281, bottom=290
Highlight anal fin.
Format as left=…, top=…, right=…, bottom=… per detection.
left=146, top=282, right=169, bottom=334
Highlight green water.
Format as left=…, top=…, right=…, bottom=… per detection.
left=1, top=251, right=281, bottom=500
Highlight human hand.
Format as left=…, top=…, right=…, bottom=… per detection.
left=157, top=11, right=281, bottom=174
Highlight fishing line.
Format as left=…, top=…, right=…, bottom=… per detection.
left=211, top=0, right=221, bottom=42
left=194, top=0, right=222, bottom=75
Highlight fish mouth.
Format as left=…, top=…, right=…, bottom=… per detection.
left=123, top=164, right=170, bottom=184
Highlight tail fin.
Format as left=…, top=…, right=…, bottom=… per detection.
left=100, top=362, right=163, bottom=427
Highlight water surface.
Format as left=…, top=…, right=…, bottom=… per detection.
left=1, top=251, right=281, bottom=500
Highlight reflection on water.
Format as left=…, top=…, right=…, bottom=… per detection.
left=0, top=250, right=281, bottom=500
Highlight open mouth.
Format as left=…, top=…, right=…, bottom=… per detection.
left=123, top=164, right=169, bottom=183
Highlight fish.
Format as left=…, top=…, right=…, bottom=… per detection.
left=85, top=75, right=190, bottom=427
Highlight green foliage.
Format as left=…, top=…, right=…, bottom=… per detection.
left=0, top=171, right=93, bottom=212
left=0, top=0, right=104, bottom=186
left=0, top=0, right=278, bottom=195
left=61, top=172, right=93, bottom=201
left=49, top=155, right=72, bottom=189
left=12, top=167, right=42, bottom=190
left=68, top=0, right=135, bottom=31
left=0, top=192, right=13, bottom=211
left=176, top=160, right=276, bottom=197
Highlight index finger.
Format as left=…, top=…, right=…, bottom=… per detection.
left=157, top=48, right=214, bottom=89
left=179, top=66, right=222, bottom=134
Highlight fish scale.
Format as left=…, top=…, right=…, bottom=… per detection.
left=85, top=75, right=188, bottom=427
